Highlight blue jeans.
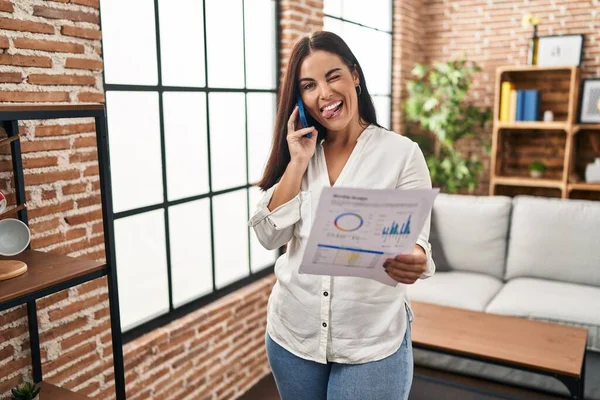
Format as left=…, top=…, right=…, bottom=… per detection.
left=265, top=316, right=413, bottom=400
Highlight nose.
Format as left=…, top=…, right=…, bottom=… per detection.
left=319, top=82, right=333, bottom=100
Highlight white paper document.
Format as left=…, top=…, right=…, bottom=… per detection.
left=299, top=187, right=439, bottom=286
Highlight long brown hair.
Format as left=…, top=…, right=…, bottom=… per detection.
left=257, top=31, right=379, bottom=191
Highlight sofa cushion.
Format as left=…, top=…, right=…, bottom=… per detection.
left=505, top=196, right=600, bottom=286
left=408, top=271, right=503, bottom=312
left=430, top=194, right=512, bottom=279
left=486, top=277, right=600, bottom=352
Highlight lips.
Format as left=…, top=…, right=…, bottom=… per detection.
left=321, top=100, right=343, bottom=119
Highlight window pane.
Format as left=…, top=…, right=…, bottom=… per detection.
left=342, top=0, right=392, bottom=32
left=106, top=91, right=163, bottom=213
left=324, top=0, right=342, bottom=17
left=213, top=190, right=249, bottom=288
left=324, top=16, right=343, bottom=34
left=373, top=95, right=391, bottom=130
left=342, top=22, right=391, bottom=96
left=163, top=92, right=209, bottom=201
left=169, top=199, right=213, bottom=307
left=244, top=0, right=276, bottom=90
left=206, top=0, right=245, bottom=88
left=373, top=0, right=393, bottom=31
left=209, top=93, right=247, bottom=191
left=249, top=187, right=279, bottom=272
left=115, top=210, right=169, bottom=331
left=100, top=0, right=158, bottom=85
left=158, top=0, right=206, bottom=87
left=247, top=93, right=276, bottom=184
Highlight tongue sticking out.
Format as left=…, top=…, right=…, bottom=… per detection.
left=322, top=102, right=342, bottom=119
left=322, top=108, right=336, bottom=119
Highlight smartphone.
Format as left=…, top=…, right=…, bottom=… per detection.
left=296, top=95, right=313, bottom=138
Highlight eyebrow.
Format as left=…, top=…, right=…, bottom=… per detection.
left=298, top=68, right=343, bottom=83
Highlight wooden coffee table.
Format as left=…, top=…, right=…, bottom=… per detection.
left=410, top=301, right=588, bottom=399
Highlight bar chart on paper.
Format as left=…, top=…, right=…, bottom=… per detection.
left=380, top=215, right=412, bottom=244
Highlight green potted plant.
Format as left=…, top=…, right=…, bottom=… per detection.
left=11, top=382, right=40, bottom=400
left=404, top=58, right=492, bottom=193
left=529, top=161, right=547, bottom=178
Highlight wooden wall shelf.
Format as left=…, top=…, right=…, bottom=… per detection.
left=496, top=121, right=568, bottom=131
left=0, top=250, right=106, bottom=307
left=568, top=182, right=600, bottom=192
left=494, top=176, right=564, bottom=190
left=496, top=65, right=578, bottom=73
left=490, top=66, right=600, bottom=200
left=573, top=124, right=600, bottom=134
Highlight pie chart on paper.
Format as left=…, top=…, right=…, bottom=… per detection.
left=334, top=212, right=364, bottom=232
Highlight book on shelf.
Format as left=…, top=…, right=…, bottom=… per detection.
left=500, top=81, right=515, bottom=122
left=516, top=90, right=525, bottom=121
left=522, top=90, right=540, bottom=121
left=512, top=89, right=540, bottom=122
left=508, top=89, right=517, bottom=122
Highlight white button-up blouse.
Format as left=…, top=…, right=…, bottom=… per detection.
left=248, top=124, right=435, bottom=364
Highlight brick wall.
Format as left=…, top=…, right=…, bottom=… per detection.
left=391, top=0, right=425, bottom=134
left=279, top=0, right=324, bottom=75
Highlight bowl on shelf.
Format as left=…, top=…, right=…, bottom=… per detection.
left=0, top=218, right=30, bottom=256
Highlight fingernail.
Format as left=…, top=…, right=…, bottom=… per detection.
left=383, top=262, right=389, bottom=268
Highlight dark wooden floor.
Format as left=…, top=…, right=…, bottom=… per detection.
left=239, top=366, right=565, bottom=400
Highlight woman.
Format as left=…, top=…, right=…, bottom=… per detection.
left=248, top=31, right=435, bottom=400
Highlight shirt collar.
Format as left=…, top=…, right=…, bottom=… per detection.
left=319, top=123, right=374, bottom=146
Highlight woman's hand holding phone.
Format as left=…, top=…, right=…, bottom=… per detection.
left=267, top=106, right=316, bottom=211
left=287, top=105, right=317, bottom=166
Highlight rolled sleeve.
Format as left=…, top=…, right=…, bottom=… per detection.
left=248, top=194, right=302, bottom=230
left=248, top=185, right=304, bottom=250
left=416, top=237, right=435, bottom=278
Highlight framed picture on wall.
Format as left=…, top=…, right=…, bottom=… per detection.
left=537, top=34, right=584, bottom=67
left=579, top=78, right=600, bottom=123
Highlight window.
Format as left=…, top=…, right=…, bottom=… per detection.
left=323, top=0, right=392, bottom=129
left=100, top=0, right=279, bottom=336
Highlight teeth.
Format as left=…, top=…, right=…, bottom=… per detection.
left=324, top=101, right=342, bottom=111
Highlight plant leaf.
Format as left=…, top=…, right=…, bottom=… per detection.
left=423, top=98, right=438, bottom=112
left=412, top=64, right=427, bottom=79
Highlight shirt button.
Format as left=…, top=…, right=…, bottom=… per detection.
left=323, top=292, right=328, bottom=296
left=322, top=322, right=327, bottom=328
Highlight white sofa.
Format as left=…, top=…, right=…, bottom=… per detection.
left=409, top=194, right=600, bottom=399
